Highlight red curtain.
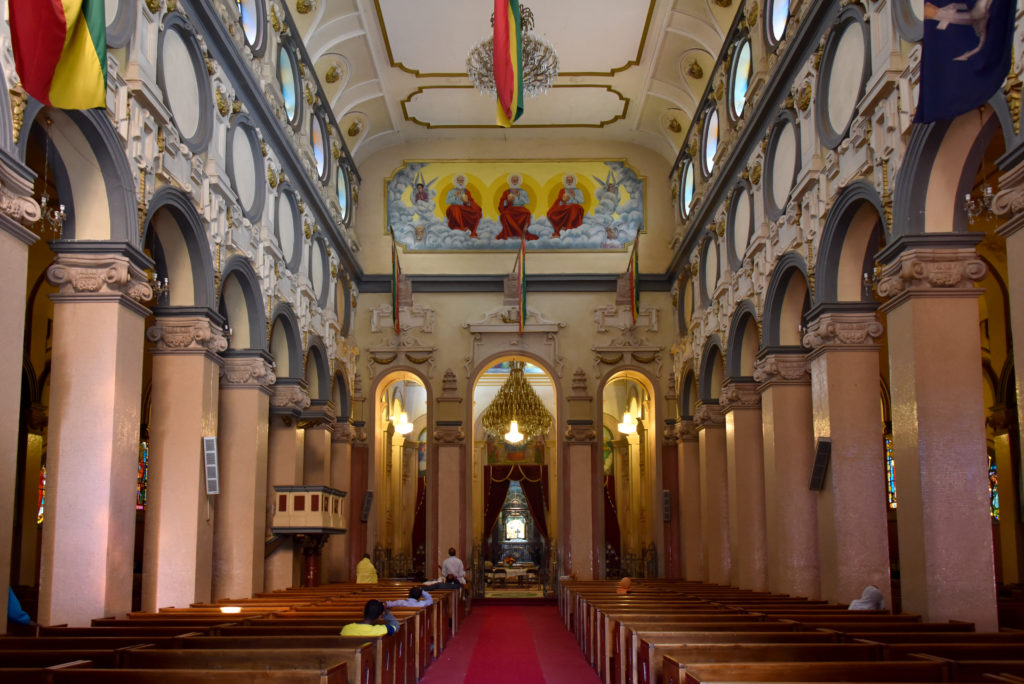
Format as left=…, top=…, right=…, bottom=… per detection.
left=604, top=475, right=621, bottom=572
left=412, top=476, right=426, bottom=574
left=483, top=464, right=549, bottom=550
left=483, top=467, right=512, bottom=554
left=516, top=466, right=548, bottom=539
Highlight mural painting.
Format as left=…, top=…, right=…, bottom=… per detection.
left=387, top=160, right=645, bottom=251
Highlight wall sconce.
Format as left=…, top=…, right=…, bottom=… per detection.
left=617, top=411, right=637, bottom=435
left=222, top=323, right=233, bottom=341
left=965, top=186, right=994, bottom=224
left=149, top=273, right=169, bottom=300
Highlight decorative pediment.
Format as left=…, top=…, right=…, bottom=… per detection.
left=593, top=304, right=659, bottom=333
left=366, top=331, right=438, bottom=379
left=591, top=327, right=664, bottom=377
left=463, top=306, right=565, bottom=378
left=369, top=303, right=434, bottom=334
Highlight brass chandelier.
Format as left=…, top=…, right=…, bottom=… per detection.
left=466, top=6, right=559, bottom=98
left=481, top=361, right=553, bottom=444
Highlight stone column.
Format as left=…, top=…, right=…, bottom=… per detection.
left=326, top=422, right=353, bottom=582
left=694, top=403, right=730, bottom=584
left=142, top=311, right=226, bottom=612
left=756, top=352, right=818, bottom=598
left=40, top=244, right=153, bottom=625
left=677, top=420, right=704, bottom=580
left=988, top=407, right=1022, bottom=585
left=877, top=236, right=997, bottom=629
left=303, top=415, right=334, bottom=586
left=803, top=305, right=891, bottom=607
left=661, top=422, right=681, bottom=578
left=721, top=381, right=767, bottom=591
left=347, top=376, right=370, bottom=578
left=432, top=369, right=466, bottom=576
left=0, top=160, right=39, bottom=632
left=995, top=161, right=1024, bottom=438
left=561, top=369, right=601, bottom=579
left=264, top=381, right=310, bottom=591
left=212, top=353, right=275, bottom=600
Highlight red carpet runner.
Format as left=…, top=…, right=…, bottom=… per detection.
left=420, top=602, right=600, bottom=683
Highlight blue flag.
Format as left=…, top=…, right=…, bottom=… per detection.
left=915, top=0, right=1015, bottom=123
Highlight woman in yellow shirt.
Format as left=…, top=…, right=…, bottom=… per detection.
left=355, top=553, right=378, bottom=583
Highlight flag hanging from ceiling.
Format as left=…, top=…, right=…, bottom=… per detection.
left=10, top=0, right=107, bottom=110
left=514, top=233, right=527, bottom=334
left=390, top=227, right=401, bottom=335
left=628, top=234, right=639, bottom=325
left=914, top=0, right=1014, bottom=123
left=494, top=0, right=524, bottom=127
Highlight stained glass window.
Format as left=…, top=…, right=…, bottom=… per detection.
left=988, top=449, right=999, bottom=520
left=337, top=165, right=349, bottom=222
left=312, top=115, right=327, bottom=179
left=884, top=435, right=897, bottom=508
left=36, top=465, right=46, bottom=524
left=703, top=108, right=719, bottom=175
left=730, top=39, right=752, bottom=118
left=137, top=441, right=149, bottom=510
left=279, top=47, right=298, bottom=122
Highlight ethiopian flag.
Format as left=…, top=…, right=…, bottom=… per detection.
left=493, top=0, right=523, bottom=127
left=10, top=0, right=107, bottom=110
left=628, top=234, right=639, bottom=325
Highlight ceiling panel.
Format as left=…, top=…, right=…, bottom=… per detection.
left=402, top=86, right=628, bottom=128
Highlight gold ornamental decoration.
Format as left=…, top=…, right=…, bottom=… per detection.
left=481, top=361, right=552, bottom=443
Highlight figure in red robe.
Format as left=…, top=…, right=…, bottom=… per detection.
left=497, top=173, right=538, bottom=241
left=546, top=174, right=585, bottom=237
left=445, top=174, right=482, bottom=237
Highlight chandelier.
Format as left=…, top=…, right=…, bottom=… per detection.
left=481, top=361, right=553, bottom=444
left=466, top=7, right=559, bottom=98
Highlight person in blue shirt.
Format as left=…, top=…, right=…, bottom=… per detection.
left=386, top=586, right=433, bottom=609
left=7, top=587, right=32, bottom=626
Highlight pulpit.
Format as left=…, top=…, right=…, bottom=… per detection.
left=271, top=485, right=347, bottom=586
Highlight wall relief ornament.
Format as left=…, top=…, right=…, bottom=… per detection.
left=801, top=312, right=884, bottom=350
left=752, top=353, right=810, bottom=385
left=147, top=316, right=229, bottom=353
left=593, top=304, right=659, bottom=333
left=220, top=355, right=277, bottom=388
left=876, top=248, right=986, bottom=298
left=370, top=303, right=433, bottom=334
left=47, top=252, right=153, bottom=302
left=463, top=306, right=565, bottom=378
left=366, top=331, right=438, bottom=379
left=434, top=424, right=466, bottom=443
left=591, top=327, right=664, bottom=376
left=564, top=422, right=597, bottom=443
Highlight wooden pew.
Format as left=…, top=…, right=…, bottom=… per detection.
left=49, top=664, right=348, bottom=683
left=120, top=648, right=360, bottom=683
left=670, top=659, right=949, bottom=684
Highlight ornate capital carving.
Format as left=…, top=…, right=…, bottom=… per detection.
left=564, top=421, right=596, bottom=443
left=753, top=353, right=810, bottom=386
left=332, top=421, right=354, bottom=444
left=271, top=383, right=311, bottom=411
left=148, top=315, right=229, bottom=353
left=676, top=420, right=699, bottom=442
left=719, top=381, right=761, bottom=410
left=994, top=159, right=1024, bottom=218
left=802, top=311, right=883, bottom=351
left=663, top=421, right=679, bottom=444
left=693, top=403, right=725, bottom=428
left=434, top=423, right=466, bottom=443
left=0, top=176, right=40, bottom=226
left=220, top=355, right=276, bottom=388
left=47, top=252, right=153, bottom=302
left=876, top=247, right=986, bottom=300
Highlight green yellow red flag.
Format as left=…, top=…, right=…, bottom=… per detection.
left=10, top=0, right=107, bottom=110
left=493, top=0, right=523, bottom=127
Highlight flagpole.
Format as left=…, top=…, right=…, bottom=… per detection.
left=518, top=231, right=526, bottom=334
left=390, top=226, right=401, bottom=335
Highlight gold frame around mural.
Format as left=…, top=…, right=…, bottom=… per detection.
left=400, top=85, right=629, bottom=129
left=383, top=158, right=648, bottom=254
left=372, top=0, right=657, bottom=78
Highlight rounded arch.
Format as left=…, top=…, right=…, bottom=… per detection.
left=762, top=252, right=810, bottom=347
left=679, top=368, right=699, bottom=419
left=269, top=303, right=303, bottom=378
left=815, top=180, right=886, bottom=304
left=725, top=300, right=760, bottom=378
left=143, top=186, right=217, bottom=309
left=699, top=335, right=725, bottom=402
left=20, top=106, right=139, bottom=246
left=303, top=336, right=331, bottom=402
left=219, top=255, right=268, bottom=351
left=333, top=371, right=352, bottom=422
left=597, top=366, right=658, bottom=430
left=373, top=368, right=433, bottom=436
left=893, top=104, right=1010, bottom=237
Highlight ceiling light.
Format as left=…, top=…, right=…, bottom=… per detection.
left=617, top=411, right=637, bottom=435
left=466, top=7, right=559, bottom=99
left=482, top=361, right=552, bottom=444
left=394, top=411, right=413, bottom=435
left=504, top=419, right=524, bottom=444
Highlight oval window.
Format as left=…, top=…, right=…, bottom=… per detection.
left=730, top=39, right=752, bottom=118
left=312, top=114, right=327, bottom=179
left=679, top=160, right=695, bottom=218
left=237, top=0, right=259, bottom=46
left=702, top=108, right=719, bottom=176
left=337, top=165, right=350, bottom=223
left=279, top=47, right=298, bottom=123
left=769, top=0, right=790, bottom=44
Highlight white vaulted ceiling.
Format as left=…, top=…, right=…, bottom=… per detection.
left=288, top=0, right=740, bottom=164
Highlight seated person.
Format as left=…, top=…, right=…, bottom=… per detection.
left=356, top=553, right=378, bottom=584
left=7, top=587, right=32, bottom=627
left=849, top=585, right=884, bottom=610
left=422, top=574, right=462, bottom=591
left=616, top=577, right=632, bottom=595
left=386, top=586, right=433, bottom=609
left=341, top=599, right=399, bottom=636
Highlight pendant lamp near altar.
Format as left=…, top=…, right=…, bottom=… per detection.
left=481, top=361, right=552, bottom=444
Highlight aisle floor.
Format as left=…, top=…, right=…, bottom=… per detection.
left=420, top=601, right=601, bottom=683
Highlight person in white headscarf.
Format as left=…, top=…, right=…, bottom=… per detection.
left=849, top=584, right=885, bottom=610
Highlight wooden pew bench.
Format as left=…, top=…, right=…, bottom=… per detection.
left=668, top=659, right=949, bottom=684
left=120, top=648, right=361, bottom=684
left=48, top=664, right=348, bottom=683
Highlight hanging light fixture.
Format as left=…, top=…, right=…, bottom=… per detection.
left=394, top=411, right=413, bottom=435
left=35, top=118, right=66, bottom=239
left=466, top=6, right=559, bottom=98
left=482, top=360, right=552, bottom=444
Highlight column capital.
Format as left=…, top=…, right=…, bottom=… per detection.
left=434, top=421, right=466, bottom=443
left=663, top=420, right=679, bottom=444
left=676, top=419, right=699, bottom=442
left=995, top=157, right=1024, bottom=239
left=332, top=421, right=354, bottom=444
left=693, top=403, right=725, bottom=429
left=754, top=352, right=810, bottom=387
left=987, top=405, right=1015, bottom=436
left=147, top=312, right=229, bottom=355
left=0, top=155, right=40, bottom=245
left=564, top=419, right=596, bottom=444
left=270, top=380, right=311, bottom=414
left=802, top=308, right=884, bottom=353
left=47, top=242, right=154, bottom=308
left=720, top=381, right=762, bottom=411
left=876, top=235, right=985, bottom=306
left=220, top=353, right=277, bottom=390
